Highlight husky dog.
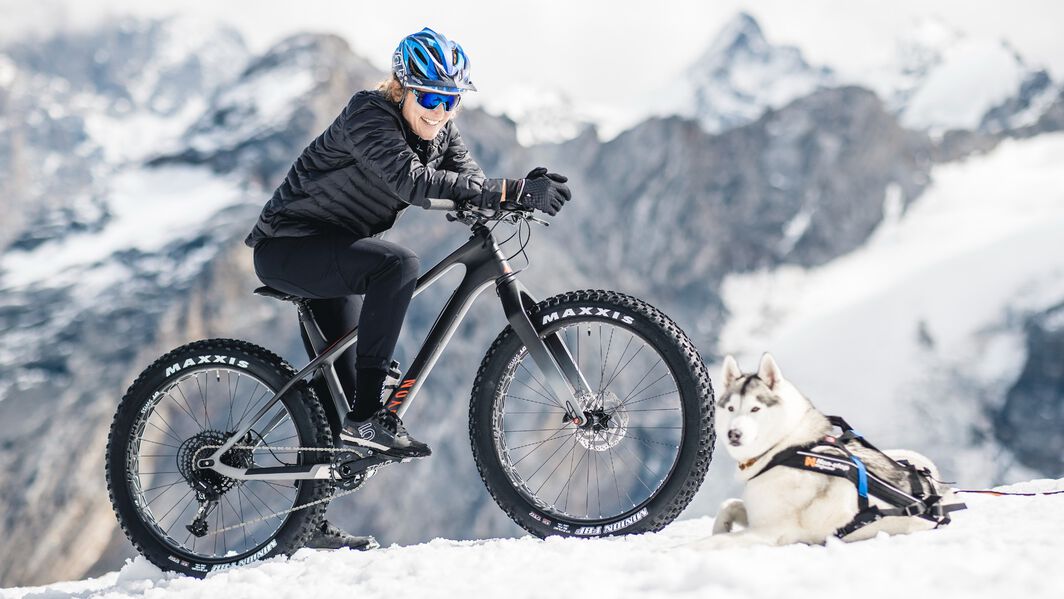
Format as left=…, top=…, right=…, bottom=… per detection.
left=700, top=353, right=957, bottom=549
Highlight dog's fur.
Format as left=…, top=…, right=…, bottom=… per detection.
left=699, top=353, right=956, bottom=549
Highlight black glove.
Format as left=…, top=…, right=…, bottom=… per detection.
left=470, top=167, right=571, bottom=215
left=517, top=166, right=570, bottom=216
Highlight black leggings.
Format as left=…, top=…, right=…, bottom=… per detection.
left=253, top=235, right=419, bottom=412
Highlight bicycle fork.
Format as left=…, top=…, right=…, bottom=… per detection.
left=496, top=275, right=593, bottom=426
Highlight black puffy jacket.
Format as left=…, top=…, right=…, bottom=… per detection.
left=244, top=89, right=489, bottom=247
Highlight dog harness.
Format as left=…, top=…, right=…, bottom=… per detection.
left=750, top=416, right=967, bottom=538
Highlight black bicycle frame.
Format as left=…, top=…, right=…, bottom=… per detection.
left=206, top=217, right=593, bottom=481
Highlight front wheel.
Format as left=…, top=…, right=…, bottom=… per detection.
left=470, top=290, right=714, bottom=538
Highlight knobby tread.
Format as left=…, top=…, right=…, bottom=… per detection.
left=468, top=289, right=715, bottom=538
left=105, top=338, right=334, bottom=576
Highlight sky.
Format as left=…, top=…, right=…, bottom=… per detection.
left=3, top=0, right=1063, bottom=124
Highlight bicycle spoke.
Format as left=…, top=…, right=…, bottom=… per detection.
left=532, top=436, right=580, bottom=497
left=598, top=325, right=614, bottom=394
left=515, top=363, right=567, bottom=411
left=506, top=393, right=565, bottom=409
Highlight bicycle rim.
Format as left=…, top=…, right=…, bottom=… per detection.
left=492, top=321, right=684, bottom=522
left=126, top=367, right=303, bottom=560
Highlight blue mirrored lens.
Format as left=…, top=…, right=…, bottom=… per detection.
left=414, top=90, right=460, bottom=111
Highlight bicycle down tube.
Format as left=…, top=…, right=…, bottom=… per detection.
left=206, top=211, right=594, bottom=480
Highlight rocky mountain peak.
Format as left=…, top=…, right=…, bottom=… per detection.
left=679, top=11, right=834, bottom=134
left=698, top=12, right=769, bottom=71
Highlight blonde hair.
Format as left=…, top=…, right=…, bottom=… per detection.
left=376, top=75, right=405, bottom=103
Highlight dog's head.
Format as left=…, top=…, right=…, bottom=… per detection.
left=715, top=353, right=809, bottom=463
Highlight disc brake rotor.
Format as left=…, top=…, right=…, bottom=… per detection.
left=575, top=389, right=628, bottom=451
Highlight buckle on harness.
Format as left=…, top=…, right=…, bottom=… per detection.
left=901, top=503, right=923, bottom=517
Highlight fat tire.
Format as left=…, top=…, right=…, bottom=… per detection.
left=469, top=290, right=714, bottom=538
left=105, top=338, right=333, bottom=577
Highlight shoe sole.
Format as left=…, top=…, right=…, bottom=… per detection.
left=340, top=432, right=431, bottom=459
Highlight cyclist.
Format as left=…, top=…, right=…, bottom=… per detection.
left=244, top=27, right=571, bottom=549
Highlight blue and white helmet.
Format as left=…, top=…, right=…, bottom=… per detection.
left=392, top=27, right=476, bottom=93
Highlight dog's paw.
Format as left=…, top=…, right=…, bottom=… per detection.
left=712, top=498, right=748, bottom=534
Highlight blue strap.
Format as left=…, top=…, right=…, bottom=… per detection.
left=850, top=455, right=869, bottom=497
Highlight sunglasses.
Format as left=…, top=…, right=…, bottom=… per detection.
left=411, top=88, right=461, bottom=112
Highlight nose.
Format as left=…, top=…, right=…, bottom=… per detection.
left=728, top=429, right=742, bottom=445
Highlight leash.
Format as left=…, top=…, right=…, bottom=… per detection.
left=955, top=488, right=1064, bottom=497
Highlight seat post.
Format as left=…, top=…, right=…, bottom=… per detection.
left=254, top=285, right=354, bottom=422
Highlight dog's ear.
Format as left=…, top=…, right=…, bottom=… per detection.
left=721, top=355, right=742, bottom=389
left=757, top=353, right=783, bottom=389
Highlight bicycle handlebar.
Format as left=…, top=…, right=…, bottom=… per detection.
left=424, top=198, right=458, bottom=211
left=422, top=197, right=549, bottom=227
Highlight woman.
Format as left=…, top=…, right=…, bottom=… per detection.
left=245, top=28, right=571, bottom=548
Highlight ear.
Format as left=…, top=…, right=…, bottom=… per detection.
left=757, top=353, right=783, bottom=389
left=721, top=355, right=742, bottom=389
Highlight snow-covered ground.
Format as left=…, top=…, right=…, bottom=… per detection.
left=3, top=479, right=1061, bottom=599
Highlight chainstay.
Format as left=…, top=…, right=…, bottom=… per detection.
left=187, top=444, right=389, bottom=538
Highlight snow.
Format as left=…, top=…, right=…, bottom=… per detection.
left=3, top=478, right=1062, bottom=598
left=187, top=66, right=316, bottom=154
left=902, top=38, right=1029, bottom=131
left=714, top=132, right=1064, bottom=487
left=0, top=54, right=16, bottom=89
left=83, top=98, right=207, bottom=163
left=0, top=166, right=246, bottom=291
left=468, top=85, right=595, bottom=146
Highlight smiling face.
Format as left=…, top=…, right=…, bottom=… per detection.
left=401, top=89, right=456, bottom=140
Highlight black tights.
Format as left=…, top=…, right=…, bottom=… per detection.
left=253, top=235, right=419, bottom=418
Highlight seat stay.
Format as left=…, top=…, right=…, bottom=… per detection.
left=206, top=327, right=360, bottom=463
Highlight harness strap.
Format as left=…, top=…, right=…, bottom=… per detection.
left=751, top=415, right=968, bottom=540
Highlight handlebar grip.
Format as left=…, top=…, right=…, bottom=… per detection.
left=424, top=198, right=458, bottom=211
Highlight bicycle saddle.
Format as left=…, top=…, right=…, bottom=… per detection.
left=254, top=286, right=309, bottom=304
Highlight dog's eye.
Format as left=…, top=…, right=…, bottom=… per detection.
left=750, top=406, right=760, bottom=413
left=727, top=406, right=734, bottom=412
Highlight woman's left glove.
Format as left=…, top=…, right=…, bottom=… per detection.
left=517, top=167, right=570, bottom=216
left=471, top=167, right=571, bottom=216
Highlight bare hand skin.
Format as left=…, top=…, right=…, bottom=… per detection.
left=401, top=90, right=455, bottom=140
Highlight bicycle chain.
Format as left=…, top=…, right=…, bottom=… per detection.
left=188, top=445, right=391, bottom=538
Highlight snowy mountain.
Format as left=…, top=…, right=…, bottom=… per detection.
left=857, top=17, right=1059, bottom=134
left=3, top=479, right=1062, bottom=598
left=469, top=85, right=596, bottom=146
left=670, top=12, right=835, bottom=134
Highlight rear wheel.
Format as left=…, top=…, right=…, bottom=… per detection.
left=105, top=339, right=333, bottom=576
left=470, top=290, right=714, bottom=537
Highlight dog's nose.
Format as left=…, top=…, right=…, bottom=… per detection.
left=728, top=429, right=742, bottom=445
